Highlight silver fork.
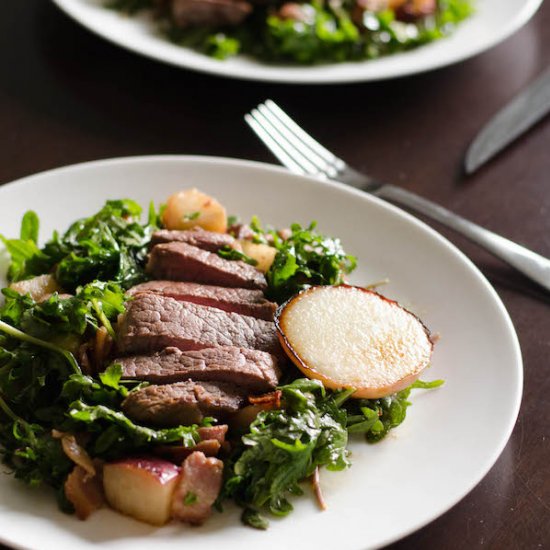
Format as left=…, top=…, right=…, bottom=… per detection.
left=246, top=99, right=550, bottom=293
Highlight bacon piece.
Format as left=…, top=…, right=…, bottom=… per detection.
left=171, top=452, right=223, bottom=525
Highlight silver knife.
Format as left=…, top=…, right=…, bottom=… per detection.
left=465, top=66, right=550, bottom=174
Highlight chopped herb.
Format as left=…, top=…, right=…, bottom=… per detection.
left=227, top=215, right=240, bottom=226
left=184, top=491, right=198, bottom=505
left=183, top=211, right=201, bottom=221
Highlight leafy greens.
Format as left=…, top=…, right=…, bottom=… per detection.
left=224, top=377, right=443, bottom=528
left=1, top=200, right=160, bottom=292
left=109, top=0, right=473, bottom=64
left=264, top=221, right=357, bottom=303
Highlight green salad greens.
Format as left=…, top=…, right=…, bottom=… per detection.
left=0, top=200, right=159, bottom=292
left=107, top=0, right=473, bottom=64
left=0, top=199, right=442, bottom=528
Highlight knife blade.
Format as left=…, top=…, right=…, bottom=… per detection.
left=465, top=66, right=550, bottom=174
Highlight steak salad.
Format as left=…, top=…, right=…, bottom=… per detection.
left=107, top=0, right=473, bottom=63
left=0, top=188, right=442, bottom=529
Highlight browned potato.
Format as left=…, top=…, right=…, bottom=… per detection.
left=276, top=285, right=433, bottom=398
left=239, top=240, right=277, bottom=273
left=103, top=458, right=181, bottom=526
left=162, top=188, right=227, bottom=233
left=9, top=274, right=62, bottom=302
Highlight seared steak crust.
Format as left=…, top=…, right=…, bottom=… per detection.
left=117, top=346, right=281, bottom=392
left=127, top=281, right=276, bottom=320
left=122, top=380, right=245, bottom=426
left=117, top=294, right=282, bottom=358
left=151, top=228, right=236, bottom=252
left=147, top=241, right=267, bottom=290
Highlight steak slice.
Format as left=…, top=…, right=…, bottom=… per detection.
left=116, top=346, right=281, bottom=392
left=151, top=228, right=236, bottom=252
left=122, top=380, right=245, bottom=426
left=171, top=452, right=223, bottom=526
left=127, top=281, right=276, bottom=321
left=146, top=241, right=267, bottom=290
left=117, top=294, right=283, bottom=359
left=171, top=0, right=252, bottom=28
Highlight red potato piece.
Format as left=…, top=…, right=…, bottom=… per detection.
left=171, top=452, right=223, bottom=525
left=103, top=458, right=181, bottom=526
left=276, top=285, right=433, bottom=398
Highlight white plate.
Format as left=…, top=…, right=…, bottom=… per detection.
left=0, top=156, right=521, bottom=550
left=50, top=0, right=542, bottom=83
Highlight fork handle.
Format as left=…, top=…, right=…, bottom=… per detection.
left=377, top=183, right=550, bottom=292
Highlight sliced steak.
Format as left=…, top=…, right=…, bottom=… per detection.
left=147, top=241, right=267, bottom=290
left=171, top=452, right=223, bottom=525
left=117, top=294, right=283, bottom=359
left=127, top=281, right=276, bottom=320
left=151, top=228, right=236, bottom=252
left=116, top=346, right=281, bottom=392
left=171, top=0, right=252, bottom=28
left=122, top=380, right=245, bottom=426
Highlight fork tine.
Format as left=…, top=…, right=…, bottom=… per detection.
left=263, top=100, right=345, bottom=170
left=247, top=108, right=323, bottom=177
left=257, top=103, right=337, bottom=177
left=244, top=114, right=307, bottom=176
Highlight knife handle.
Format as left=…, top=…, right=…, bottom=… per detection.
left=377, top=183, right=550, bottom=292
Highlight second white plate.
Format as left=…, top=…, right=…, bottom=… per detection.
left=51, top=0, right=542, bottom=83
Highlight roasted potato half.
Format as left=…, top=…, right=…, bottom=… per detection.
left=162, top=188, right=227, bottom=233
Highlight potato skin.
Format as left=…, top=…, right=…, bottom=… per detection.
left=162, top=188, right=227, bottom=233
left=275, top=285, right=433, bottom=399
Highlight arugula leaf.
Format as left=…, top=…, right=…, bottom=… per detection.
left=20, top=211, right=39, bottom=243
left=265, top=221, right=356, bottom=303
left=217, top=245, right=258, bottom=266
left=67, top=401, right=200, bottom=456
left=223, top=379, right=350, bottom=522
left=345, top=379, right=444, bottom=442
left=2, top=201, right=159, bottom=291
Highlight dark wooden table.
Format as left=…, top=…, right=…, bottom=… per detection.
left=1, top=1, right=549, bottom=548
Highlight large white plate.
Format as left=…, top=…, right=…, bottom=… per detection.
left=0, top=156, right=521, bottom=549
left=50, top=0, right=542, bottom=83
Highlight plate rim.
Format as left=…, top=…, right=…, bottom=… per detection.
left=49, top=0, right=543, bottom=83
left=0, top=155, right=523, bottom=549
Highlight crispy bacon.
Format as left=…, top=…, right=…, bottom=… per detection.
left=171, top=452, right=223, bottom=525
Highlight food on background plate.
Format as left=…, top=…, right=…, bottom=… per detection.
left=0, top=187, right=442, bottom=530
left=106, top=0, right=473, bottom=63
